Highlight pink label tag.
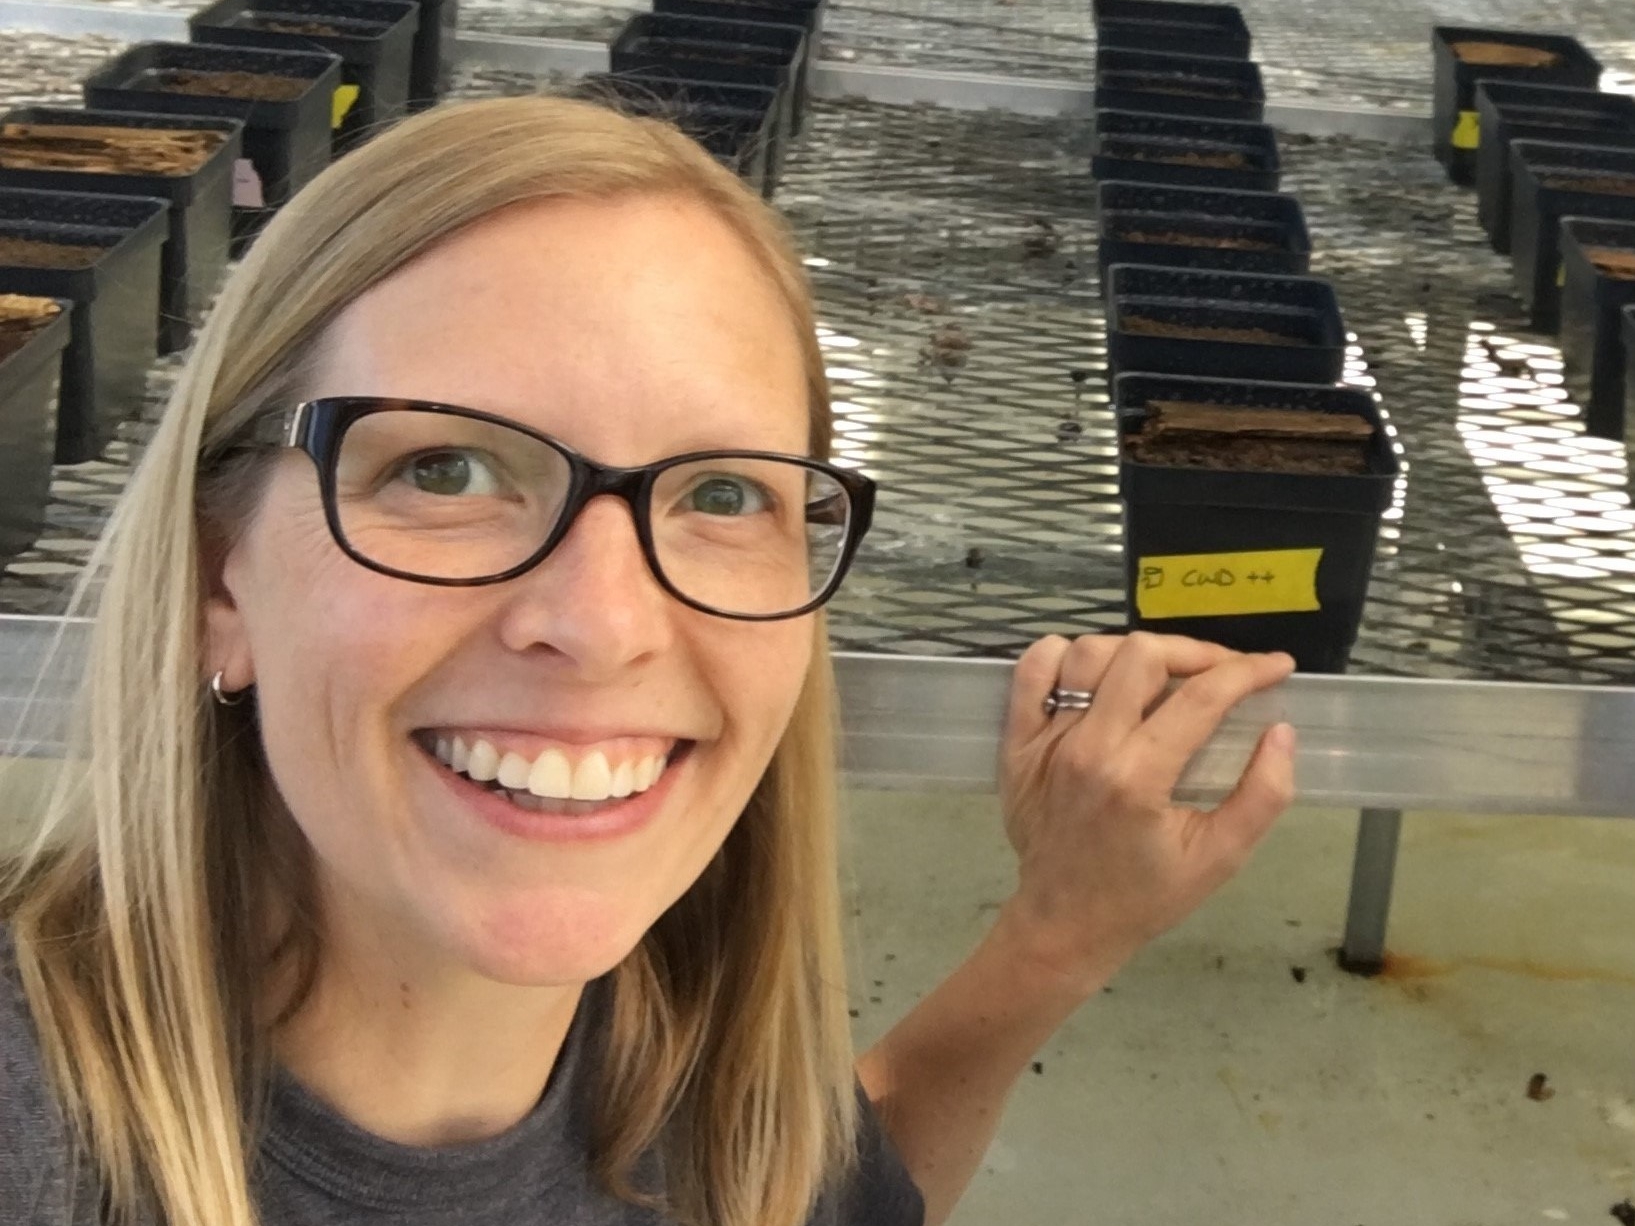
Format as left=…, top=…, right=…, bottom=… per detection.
left=232, top=158, right=265, bottom=209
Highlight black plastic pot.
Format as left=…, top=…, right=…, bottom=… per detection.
left=1104, top=263, right=1347, bottom=388
left=0, top=106, right=241, bottom=355
left=1624, top=305, right=1635, bottom=455
left=0, top=189, right=168, bottom=463
left=1097, top=183, right=1308, bottom=279
left=1475, top=83, right=1635, bottom=254
left=403, top=0, right=452, bottom=109
left=1558, top=217, right=1635, bottom=439
left=1510, top=140, right=1635, bottom=331
left=1116, top=372, right=1397, bottom=673
left=83, top=40, right=342, bottom=234
left=653, top=0, right=818, bottom=107
left=1094, top=48, right=1264, bottom=122
left=1092, top=110, right=1279, bottom=191
left=0, top=296, right=72, bottom=564
left=591, top=71, right=784, bottom=184
left=1092, top=0, right=1250, bottom=59
left=1431, top=26, right=1601, bottom=185
left=610, top=13, right=805, bottom=138
left=188, top=0, right=419, bottom=154
left=580, top=74, right=777, bottom=197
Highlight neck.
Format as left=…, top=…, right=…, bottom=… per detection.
left=273, top=918, right=584, bottom=1148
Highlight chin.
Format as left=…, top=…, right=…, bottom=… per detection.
left=455, top=892, right=657, bottom=988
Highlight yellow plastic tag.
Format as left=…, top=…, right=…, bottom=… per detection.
left=332, top=84, right=360, bottom=129
left=1451, top=110, right=1480, bottom=150
left=1557, top=262, right=1566, bottom=288
left=1135, top=548, right=1324, bottom=620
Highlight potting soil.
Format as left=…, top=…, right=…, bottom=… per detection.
left=1543, top=175, right=1635, bottom=198
left=1585, top=246, right=1635, bottom=279
left=1450, top=42, right=1560, bottom=69
left=0, top=123, right=223, bottom=176
left=1101, top=72, right=1246, bottom=100
left=1129, top=402, right=1374, bottom=474
left=1122, top=148, right=1250, bottom=169
left=1122, top=316, right=1306, bottom=345
left=0, top=235, right=107, bottom=269
left=138, top=68, right=309, bottom=101
left=250, top=18, right=352, bottom=36
left=0, top=292, right=60, bottom=362
left=1117, top=229, right=1280, bottom=251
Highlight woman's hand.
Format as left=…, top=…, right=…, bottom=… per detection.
left=994, top=632, right=1297, bottom=997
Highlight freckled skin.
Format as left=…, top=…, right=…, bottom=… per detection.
left=207, top=194, right=816, bottom=989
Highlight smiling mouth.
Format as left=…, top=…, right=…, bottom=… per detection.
left=411, top=731, right=693, bottom=816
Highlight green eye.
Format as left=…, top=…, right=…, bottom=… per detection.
left=689, top=476, right=769, bottom=516
left=403, top=450, right=501, bottom=496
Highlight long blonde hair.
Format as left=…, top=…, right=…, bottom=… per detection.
left=1, top=95, right=856, bottom=1226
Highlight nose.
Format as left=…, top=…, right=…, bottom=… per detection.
left=492, top=494, right=675, bottom=675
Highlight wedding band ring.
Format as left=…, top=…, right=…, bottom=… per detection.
left=1043, top=688, right=1095, bottom=716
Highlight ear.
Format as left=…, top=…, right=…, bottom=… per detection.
left=202, top=537, right=255, bottom=694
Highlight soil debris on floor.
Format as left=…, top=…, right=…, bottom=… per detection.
left=1526, top=1073, right=1556, bottom=1101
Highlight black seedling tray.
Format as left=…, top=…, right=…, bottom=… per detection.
left=1559, top=217, right=1635, bottom=439
left=1094, top=48, right=1264, bottom=122
left=653, top=0, right=817, bottom=108
left=0, top=106, right=241, bottom=355
left=1431, top=25, right=1601, bottom=185
left=0, top=297, right=71, bottom=564
left=1624, top=305, right=1635, bottom=454
left=609, top=13, right=806, bottom=137
left=1104, top=263, right=1347, bottom=388
left=0, top=189, right=168, bottom=463
left=188, top=0, right=419, bottom=154
left=579, top=75, right=777, bottom=197
left=1510, top=140, right=1635, bottom=331
left=1092, top=110, right=1279, bottom=191
left=591, top=72, right=783, bottom=182
left=1475, top=82, right=1635, bottom=253
left=1093, top=0, right=1250, bottom=59
left=1098, top=192, right=1309, bottom=279
left=83, top=40, right=342, bottom=221
left=1116, top=372, right=1397, bottom=673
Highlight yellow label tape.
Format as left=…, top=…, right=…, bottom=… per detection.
left=1557, top=261, right=1566, bottom=288
left=332, top=84, right=360, bottom=129
left=1135, top=547, right=1324, bottom=620
left=1451, top=109, right=1480, bottom=150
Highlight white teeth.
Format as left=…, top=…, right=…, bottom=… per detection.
left=497, top=751, right=532, bottom=790
left=435, top=737, right=452, bottom=766
left=466, top=738, right=500, bottom=783
left=451, top=736, right=469, bottom=774
left=527, top=748, right=573, bottom=800
left=609, top=759, right=635, bottom=799
left=570, top=751, right=613, bottom=801
left=642, top=754, right=666, bottom=790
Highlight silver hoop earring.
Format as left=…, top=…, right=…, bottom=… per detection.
left=210, top=670, right=248, bottom=707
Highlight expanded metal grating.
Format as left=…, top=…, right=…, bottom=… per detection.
left=9, top=42, right=1635, bottom=682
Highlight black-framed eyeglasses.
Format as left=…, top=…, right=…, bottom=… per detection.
left=238, top=396, right=877, bottom=622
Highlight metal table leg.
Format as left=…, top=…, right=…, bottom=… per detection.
left=1338, top=808, right=1404, bottom=976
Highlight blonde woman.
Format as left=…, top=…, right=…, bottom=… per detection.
left=0, top=96, right=1297, bottom=1226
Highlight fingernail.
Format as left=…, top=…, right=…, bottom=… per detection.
left=1269, top=722, right=1297, bottom=750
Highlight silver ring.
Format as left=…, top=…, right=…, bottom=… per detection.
left=1043, top=688, right=1094, bottom=716
left=210, top=671, right=248, bottom=707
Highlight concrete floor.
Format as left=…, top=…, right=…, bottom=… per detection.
left=843, top=791, right=1635, bottom=1226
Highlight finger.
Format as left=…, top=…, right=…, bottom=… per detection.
left=1050, top=634, right=1124, bottom=720
left=1006, top=635, right=1073, bottom=744
left=1076, top=632, right=1241, bottom=740
left=1203, top=721, right=1298, bottom=872
left=1127, top=652, right=1294, bottom=783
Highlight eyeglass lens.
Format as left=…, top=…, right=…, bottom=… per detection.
left=331, top=408, right=853, bottom=616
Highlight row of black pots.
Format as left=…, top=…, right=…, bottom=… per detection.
left=1458, top=79, right=1635, bottom=452
left=602, top=2, right=819, bottom=199
left=1089, top=3, right=1397, bottom=675
left=0, top=4, right=459, bottom=565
